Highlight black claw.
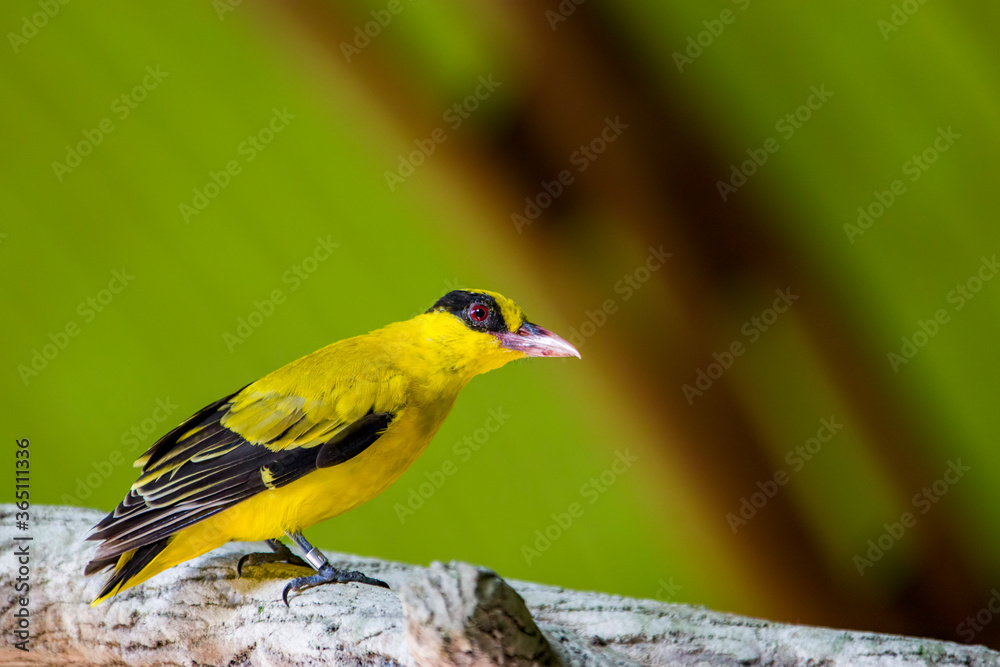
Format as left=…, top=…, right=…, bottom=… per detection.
left=280, top=565, right=390, bottom=606
left=236, top=554, right=252, bottom=578
left=356, top=573, right=390, bottom=589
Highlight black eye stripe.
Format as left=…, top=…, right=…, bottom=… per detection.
left=428, top=290, right=508, bottom=333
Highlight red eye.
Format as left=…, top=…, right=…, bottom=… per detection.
left=467, top=303, right=489, bottom=323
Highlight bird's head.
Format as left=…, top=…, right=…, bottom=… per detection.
left=424, top=289, right=580, bottom=376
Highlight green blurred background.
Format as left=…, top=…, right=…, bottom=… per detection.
left=4, top=0, right=999, bottom=648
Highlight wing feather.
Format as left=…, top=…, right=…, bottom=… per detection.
left=87, top=377, right=397, bottom=563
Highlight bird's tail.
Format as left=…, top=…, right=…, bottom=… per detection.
left=86, top=537, right=172, bottom=606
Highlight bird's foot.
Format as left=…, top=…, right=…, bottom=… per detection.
left=282, top=563, right=390, bottom=606
left=237, top=540, right=310, bottom=577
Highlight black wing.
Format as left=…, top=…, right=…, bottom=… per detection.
left=85, top=388, right=393, bottom=571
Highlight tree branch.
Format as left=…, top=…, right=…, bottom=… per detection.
left=1, top=506, right=995, bottom=666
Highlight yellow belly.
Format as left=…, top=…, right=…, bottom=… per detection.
left=231, top=406, right=441, bottom=537
left=126, top=402, right=449, bottom=589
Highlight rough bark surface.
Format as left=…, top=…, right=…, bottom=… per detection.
left=1, top=505, right=997, bottom=666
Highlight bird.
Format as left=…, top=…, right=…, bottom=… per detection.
left=85, top=289, right=580, bottom=606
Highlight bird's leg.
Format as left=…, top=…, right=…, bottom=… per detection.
left=281, top=531, right=389, bottom=606
left=236, top=538, right=310, bottom=577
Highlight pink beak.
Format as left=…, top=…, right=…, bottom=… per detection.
left=494, top=322, right=581, bottom=359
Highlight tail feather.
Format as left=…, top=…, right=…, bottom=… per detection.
left=83, top=554, right=119, bottom=577
left=88, top=537, right=171, bottom=606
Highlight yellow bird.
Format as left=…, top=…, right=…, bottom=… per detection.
left=86, top=289, right=579, bottom=605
